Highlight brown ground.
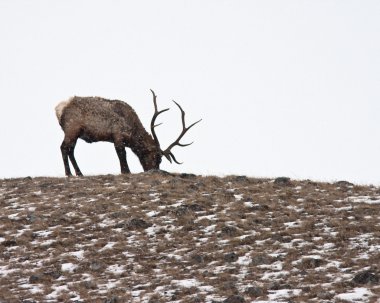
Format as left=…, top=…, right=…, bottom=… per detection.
left=0, top=172, right=379, bottom=302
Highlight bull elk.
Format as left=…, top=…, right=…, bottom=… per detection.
left=55, top=90, right=201, bottom=176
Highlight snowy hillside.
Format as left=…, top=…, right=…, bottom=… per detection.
left=0, top=172, right=379, bottom=302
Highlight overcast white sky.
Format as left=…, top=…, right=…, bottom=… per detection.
left=0, top=1, right=379, bottom=184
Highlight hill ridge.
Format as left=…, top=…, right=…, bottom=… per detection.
left=0, top=172, right=379, bottom=302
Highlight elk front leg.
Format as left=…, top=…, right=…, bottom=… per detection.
left=114, top=143, right=130, bottom=174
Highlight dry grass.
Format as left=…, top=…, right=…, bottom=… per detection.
left=0, top=172, right=379, bottom=302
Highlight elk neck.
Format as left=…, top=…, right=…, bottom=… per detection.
left=128, top=129, right=160, bottom=159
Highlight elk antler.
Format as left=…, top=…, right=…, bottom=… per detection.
left=150, top=89, right=169, bottom=148
left=162, top=100, right=202, bottom=164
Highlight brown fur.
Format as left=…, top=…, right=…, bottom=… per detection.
left=56, top=96, right=161, bottom=176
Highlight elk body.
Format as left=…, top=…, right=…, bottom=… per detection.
left=55, top=90, right=200, bottom=176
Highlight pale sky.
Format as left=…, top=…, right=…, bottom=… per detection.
left=0, top=0, right=379, bottom=184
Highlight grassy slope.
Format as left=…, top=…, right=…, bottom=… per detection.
left=0, top=172, right=379, bottom=302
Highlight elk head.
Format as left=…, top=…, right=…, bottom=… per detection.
left=149, top=89, right=201, bottom=168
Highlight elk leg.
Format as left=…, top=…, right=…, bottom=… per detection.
left=60, top=141, right=72, bottom=177
left=68, top=142, right=83, bottom=176
left=114, top=143, right=130, bottom=174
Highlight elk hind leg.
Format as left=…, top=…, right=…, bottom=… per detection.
left=60, top=140, right=73, bottom=177
left=61, top=132, right=82, bottom=177
left=68, top=140, right=83, bottom=176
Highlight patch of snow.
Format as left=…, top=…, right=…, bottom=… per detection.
left=348, top=234, right=380, bottom=256
left=146, top=210, right=159, bottom=217
left=102, top=279, right=120, bottom=290
left=172, top=278, right=200, bottom=288
left=302, top=254, right=322, bottom=259
left=325, top=260, right=342, bottom=269
left=268, top=289, right=302, bottom=301
left=349, top=196, right=380, bottom=204
left=244, top=201, right=255, bottom=207
left=287, top=204, right=304, bottom=212
left=255, top=240, right=267, bottom=245
left=171, top=199, right=185, bottom=207
left=203, top=224, right=216, bottom=233
left=268, top=252, right=287, bottom=258
left=46, top=285, right=69, bottom=299
left=127, top=235, right=136, bottom=244
left=69, top=250, right=85, bottom=259
left=155, top=287, right=176, bottom=299
left=261, top=270, right=289, bottom=280
left=33, top=230, right=53, bottom=238
left=196, top=237, right=209, bottom=244
left=81, top=273, right=93, bottom=281
left=69, top=294, right=82, bottom=302
left=103, top=182, right=113, bottom=186
left=196, top=214, right=216, bottom=222
left=122, top=251, right=135, bottom=258
left=237, top=254, right=251, bottom=266
left=0, top=265, right=17, bottom=277
left=145, top=224, right=160, bottom=237
left=32, top=239, right=56, bottom=246
left=357, top=252, right=370, bottom=259
left=6, top=197, right=19, bottom=203
left=238, top=233, right=256, bottom=239
left=107, top=264, right=125, bottom=275
left=131, top=290, right=143, bottom=297
left=61, top=263, right=77, bottom=272
left=7, top=213, right=20, bottom=220
left=336, top=206, right=353, bottom=211
left=213, top=265, right=229, bottom=274
left=149, top=192, right=160, bottom=202
left=335, top=287, right=373, bottom=302
left=259, top=261, right=283, bottom=271
left=284, top=220, right=301, bottom=228
left=19, top=283, right=43, bottom=294
left=199, top=285, right=215, bottom=292
left=98, top=218, right=116, bottom=228
left=166, top=253, right=183, bottom=261
left=218, top=239, right=230, bottom=245
left=100, top=242, right=116, bottom=251
left=281, top=238, right=310, bottom=249
left=323, top=242, right=336, bottom=249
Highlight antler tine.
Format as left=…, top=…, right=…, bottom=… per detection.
left=168, top=151, right=182, bottom=164
left=162, top=100, right=202, bottom=163
left=150, top=89, right=169, bottom=147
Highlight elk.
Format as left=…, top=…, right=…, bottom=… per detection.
left=55, top=90, right=201, bottom=176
